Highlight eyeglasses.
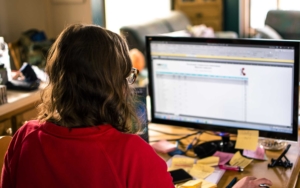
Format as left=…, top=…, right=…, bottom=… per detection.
left=127, top=67, right=139, bottom=85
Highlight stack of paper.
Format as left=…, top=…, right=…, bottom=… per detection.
left=197, top=156, right=219, bottom=166
left=167, top=155, right=225, bottom=185
left=168, top=157, right=196, bottom=172
left=229, top=151, right=253, bottom=168
left=189, top=164, right=215, bottom=179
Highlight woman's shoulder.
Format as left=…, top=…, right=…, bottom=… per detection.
left=8, top=120, right=42, bottom=152
left=118, top=133, right=155, bottom=156
left=15, top=120, right=42, bottom=137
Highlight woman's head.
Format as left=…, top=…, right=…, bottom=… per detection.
left=38, top=24, right=139, bottom=132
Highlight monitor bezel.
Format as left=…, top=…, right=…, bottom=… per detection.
left=146, top=36, right=299, bottom=141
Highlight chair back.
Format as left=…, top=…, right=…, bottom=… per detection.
left=265, top=10, right=300, bottom=40
left=120, top=11, right=191, bottom=55
left=0, top=136, right=12, bottom=177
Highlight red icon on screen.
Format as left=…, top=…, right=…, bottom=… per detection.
left=241, top=68, right=246, bottom=76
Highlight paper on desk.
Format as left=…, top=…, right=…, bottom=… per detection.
left=201, top=179, right=217, bottom=188
left=204, top=167, right=225, bottom=185
left=167, top=155, right=225, bottom=184
left=196, top=156, right=219, bottom=166
left=243, top=145, right=268, bottom=160
left=235, top=130, right=259, bottom=151
left=229, top=151, right=253, bottom=168
left=179, top=179, right=202, bottom=188
left=213, top=151, right=234, bottom=165
left=189, top=164, right=215, bottom=179
left=178, top=179, right=217, bottom=188
left=169, top=157, right=196, bottom=172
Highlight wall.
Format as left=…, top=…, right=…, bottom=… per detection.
left=0, top=0, right=94, bottom=42
left=0, top=0, right=240, bottom=41
left=45, top=0, right=93, bottom=39
left=0, top=0, right=48, bottom=42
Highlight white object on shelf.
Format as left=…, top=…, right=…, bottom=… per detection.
left=0, top=37, right=11, bottom=82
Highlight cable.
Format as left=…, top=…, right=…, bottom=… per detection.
left=149, top=131, right=202, bottom=143
left=148, top=128, right=193, bottom=136
left=203, top=131, right=237, bottom=137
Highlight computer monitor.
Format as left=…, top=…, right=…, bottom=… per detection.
left=145, top=36, right=299, bottom=154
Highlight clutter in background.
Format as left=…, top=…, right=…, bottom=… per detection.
left=0, top=85, right=7, bottom=105
left=9, top=29, right=54, bottom=70
left=0, top=37, right=11, bottom=83
left=0, top=37, right=8, bottom=105
left=186, top=24, right=215, bottom=38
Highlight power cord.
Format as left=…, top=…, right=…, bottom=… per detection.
left=149, top=131, right=202, bottom=143
left=148, top=128, right=193, bottom=136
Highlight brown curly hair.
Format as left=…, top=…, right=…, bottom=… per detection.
left=37, top=24, right=140, bottom=133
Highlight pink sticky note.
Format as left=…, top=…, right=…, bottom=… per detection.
left=151, top=140, right=177, bottom=153
left=213, top=151, right=234, bottom=165
left=243, top=146, right=267, bottom=160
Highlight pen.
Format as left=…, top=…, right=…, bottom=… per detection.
left=226, top=177, right=237, bottom=188
left=219, top=164, right=244, bottom=172
left=185, top=133, right=200, bottom=151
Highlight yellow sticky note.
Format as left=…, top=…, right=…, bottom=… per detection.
left=229, top=151, right=253, bottom=168
left=235, top=130, right=259, bottom=151
left=168, top=166, right=192, bottom=173
left=171, top=157, right=195, bottom=170
left=201, top=179, right=217, bottom=188
left=180, top=179, right=202, bottom=188
left=189, top=164, right=215, bottom=179
left=196, top=156, right=219, bottom=167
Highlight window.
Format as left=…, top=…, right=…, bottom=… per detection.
left=250, top=0, right=300, bottom=29
left=250, top=0, right=277, bottom=29
left=105, top=0, right=171, bottom=34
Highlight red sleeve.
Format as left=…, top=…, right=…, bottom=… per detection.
left=124, top=135, right=174, bottom=188
left=0, top=121, right=39, bottom=188
left=1, top=149, right=12, bottom=188
left=1, top=131, right=18, bottom=188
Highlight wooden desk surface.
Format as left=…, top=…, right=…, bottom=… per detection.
left=0, top=85, right=45, bottom=123
left=149, top=123, right=300, bottom=188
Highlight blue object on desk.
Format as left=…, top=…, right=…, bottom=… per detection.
left=168, top=140, right=185, bottom=156
left=168, top=148, right=185, bottom=156
left=185, top=133, right=200, bottom=151
left=226, top=177, right=237, bottom=188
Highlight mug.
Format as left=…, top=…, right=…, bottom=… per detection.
left=0, top=85, right=7, bottom=105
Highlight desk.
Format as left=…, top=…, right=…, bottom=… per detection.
left=149, top=123, right=300, bottom=188
left=2, top=88, right=300, bottom=187
left=0, top=88, right=41, bottom=134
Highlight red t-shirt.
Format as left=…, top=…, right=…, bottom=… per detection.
left=1, top=120, right=174, bottom=188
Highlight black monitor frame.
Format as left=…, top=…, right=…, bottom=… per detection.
left=146, top=36, right=299, bottom=141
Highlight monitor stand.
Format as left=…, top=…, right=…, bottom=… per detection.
left=193, top=133, right=239, bottom=158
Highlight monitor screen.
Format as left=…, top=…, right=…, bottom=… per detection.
left=146, top=37, right=299, bottom=141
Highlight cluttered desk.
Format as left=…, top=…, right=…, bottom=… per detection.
left=144, top=36, right=300, bottom=187
left=148, top=123, right=299, bottom=188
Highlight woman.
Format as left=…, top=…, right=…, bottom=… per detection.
left=1, top=24, right=272, bottom=188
